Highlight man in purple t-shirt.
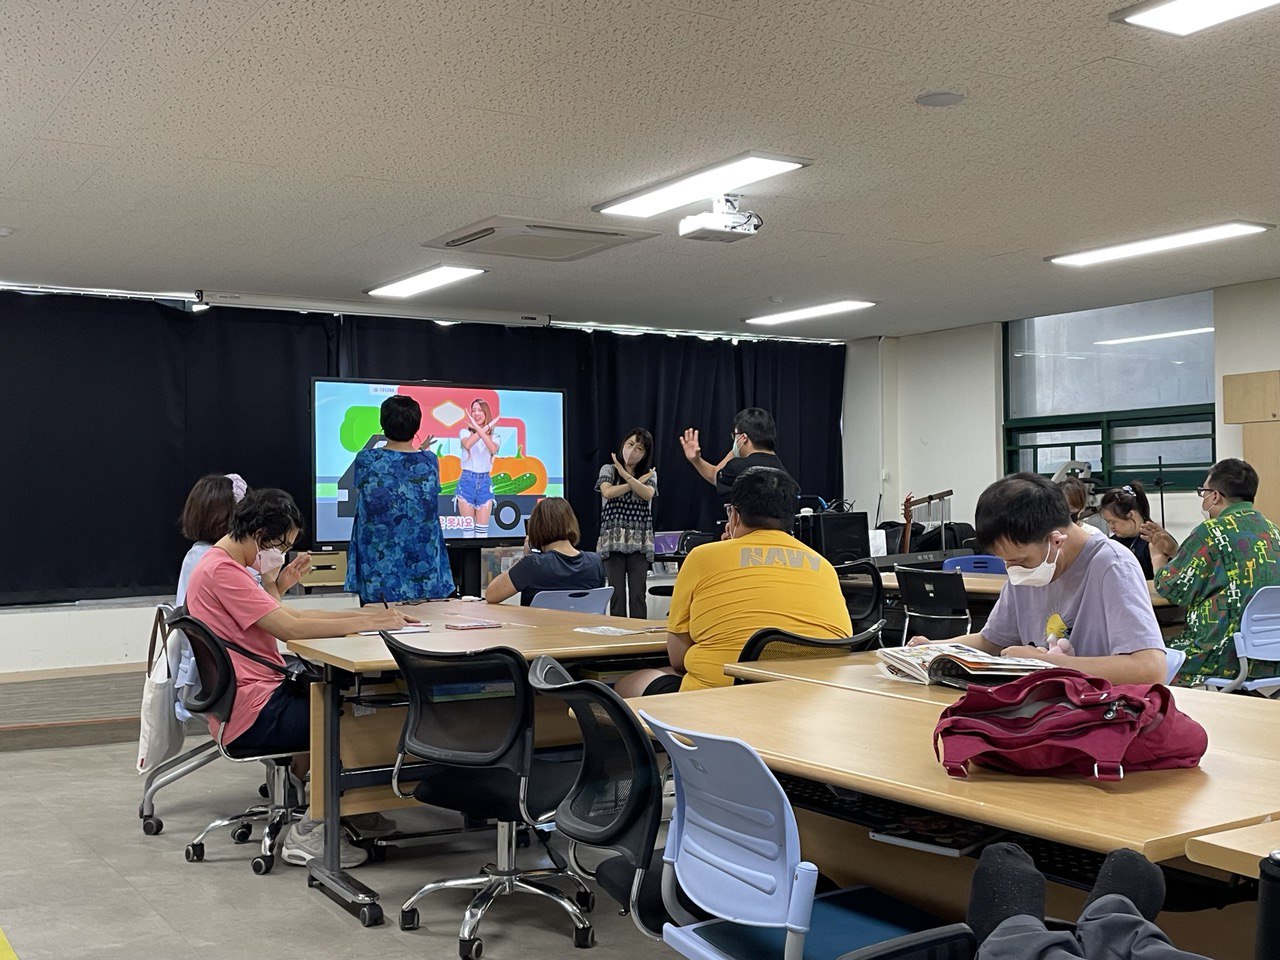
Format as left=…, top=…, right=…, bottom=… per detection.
left=909, top=473, right=1166, bottom=685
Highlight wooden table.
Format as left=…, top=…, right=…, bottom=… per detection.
left=874, top=570, right=1173, bottom=608
left=633, top=679, right=1280, bottom=863
left=287, top=600, right=666, bottom=927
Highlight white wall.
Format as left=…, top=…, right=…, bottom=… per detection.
left=1214, top=277, right=1280, bottom=461
left=0, top=593, right=360, bottom=678
left=841, top=338, right=885, bottom=522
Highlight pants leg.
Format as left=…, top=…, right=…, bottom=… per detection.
left=979, top=896, right=1208, bottom=960
left=625, top=552, right=649, bottom=619
left=604, top=554, right=628, bottom=617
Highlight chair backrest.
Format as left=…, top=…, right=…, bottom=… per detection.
left=834, top=558, right=885, bottom=626
left=530, top=586, right=614, bottom=614
left=942, top=554, right=1006, bottom=575
left=894, top=566, right=970, bottom=617
left=678, top=530, right=717, bottom=555
left=736, top=621, right=887, bottom=678
left=528, top=656, right=662, bottom=868
left=382, top=634, right=532, bottom=773
left=167, top=612, right=236, bottom=724
left=1163, top=646, right=1187, bottom=685
left=640, top=711, right=801, bottom=926
left=1238, top=586, right=1280, bottom=662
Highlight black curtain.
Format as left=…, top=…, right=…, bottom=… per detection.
left=0, top=292, right=336, bottom=604
left=346, top=318, right=847, bottom=543
left=0, top=292, right=844, bottom=604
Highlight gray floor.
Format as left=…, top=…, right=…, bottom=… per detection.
left=0, top=740, right=669, bottom=960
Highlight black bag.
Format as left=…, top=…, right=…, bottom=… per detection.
left=914, top=522, right=977, bottom=552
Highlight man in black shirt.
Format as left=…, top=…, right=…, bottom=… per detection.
left=679, top=407, right=793, bottom=503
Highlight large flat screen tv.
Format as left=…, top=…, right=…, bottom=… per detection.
left=312, top=378, right=565, bottom=546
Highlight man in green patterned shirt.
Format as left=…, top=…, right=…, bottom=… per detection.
left=1144, top=459, right=1280, bottom=686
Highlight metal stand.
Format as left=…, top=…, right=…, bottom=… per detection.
left=1258, top=852, right=1280, bottom=960
left=905, top=489, right=954, bottom=550
left=138, top=739, right=219, bottom=834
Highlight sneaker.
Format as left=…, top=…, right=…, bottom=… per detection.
left=345, top=811, right=399, bottom=839
left=281, top=818, right=368, bottom=869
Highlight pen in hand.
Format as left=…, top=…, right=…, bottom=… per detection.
left=380, top=592, right=389, bottom=610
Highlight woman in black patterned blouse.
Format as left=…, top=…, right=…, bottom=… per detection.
left=596, top=428, right=657, bottom=618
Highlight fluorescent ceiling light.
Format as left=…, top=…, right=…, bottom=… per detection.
left=595, top=152, right=810, bottom=218
left=190, top=303, right=210, bottom=313
left=1048, top=221, right=1271, bottom=266
left=1112, top=0, right=1280, bottom=35
left=367, top=265, right=484, bottom=298
left=744, top=299, right=876, bottom=326
left=1094, top=327, right=1213, bottom=346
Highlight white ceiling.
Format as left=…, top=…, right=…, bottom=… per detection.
left=2, top=0, right=1280, bottom=340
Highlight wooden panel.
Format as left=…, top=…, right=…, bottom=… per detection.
left=631, top=681, right=1280, bottom=861
left=1223, top=371, right=1280, bottom=424
left=1186, top=820, right=1280, bottom=879
left=300, top=550, right=346, bottom=587
left=1243, top=420, right=1280, bottom=524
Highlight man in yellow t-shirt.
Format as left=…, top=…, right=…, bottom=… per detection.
left=614, top=467, right=852, bottom=697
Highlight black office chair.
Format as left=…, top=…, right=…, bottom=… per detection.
left=893, top=566, right=972, bottom=645
left=732, top=621, right=888, bottom=684
left=834, top=559, right=886, bottom=631
left=381, top=635, right=595, bottom=959
left=677, top=530, right=717, bottom=554
left=527, top=656, right=668, bottom=940
left=171, top=613, right=308, bottom=875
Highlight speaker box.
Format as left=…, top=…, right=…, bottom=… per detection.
left=795, top=511, right=871, bottom=565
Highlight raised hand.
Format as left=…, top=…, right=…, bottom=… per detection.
left=679, top=428, right=701, bottom=462
left=1139, top=520, right=1177, bottom=556
left=611, top=452, right=631, bottom=478
left=415, top=434, right=435, bottom=451
left=275, top=552, right=312, bottom=593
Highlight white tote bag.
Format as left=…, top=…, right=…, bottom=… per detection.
left=137, top=607, right=185, bottom=774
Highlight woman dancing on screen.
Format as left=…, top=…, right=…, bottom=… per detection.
left=457, top=398, right=500, bottom=538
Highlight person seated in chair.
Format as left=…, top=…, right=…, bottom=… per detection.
left=1143, top=458, right=1280, bottom=686
left=185, top=488, right=415, bottom=867
left=485, top=498, right=605, bottom=605
left=908, top=473, right=1166, bottom=686
left=615, top=467, right=852, bottom=697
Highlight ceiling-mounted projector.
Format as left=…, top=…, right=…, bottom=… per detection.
left=678, top=196, right=763, bottom=242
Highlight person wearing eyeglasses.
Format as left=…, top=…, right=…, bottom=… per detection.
left=678, top=407, right=792, bottom=504
left=1143, top=458, right=1280, bottom=686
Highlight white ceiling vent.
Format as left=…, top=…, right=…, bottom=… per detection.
left=423, top=216, right=659, bottom=262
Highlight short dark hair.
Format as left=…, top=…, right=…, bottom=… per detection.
left=730, top=467, right=798, bottom=531
left=1207, top=458, right=1259, bottom=502
left=975, top=473, right=1072, bottom=550
left=733, top=407, right=777, bottom=450
left=180, top=474, right=238, bottom=543
left=229, top=488, right=304, bottom=547
left=617, top=427, right=654, bottom=479
left=1099, top=480, right=1151, bottom=523
left=526, top=497, right=580, bottom=549
left=380, top=395, right=422, bottom=443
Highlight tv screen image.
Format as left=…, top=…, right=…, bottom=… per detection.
left=313, top=379, right=565, bottom=545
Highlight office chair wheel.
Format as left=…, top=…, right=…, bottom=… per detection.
left=573, top=926, right=595, bottom=949
left=358, top=903, right=383, bottom=928
left=459, top=936, right=483, bottom=959
left=251, top=854, right=274, bottom=875
left=369, top=844, right=387, bottom=863
left=258, top=782, right=270, bottom=799
left=231, top=823, right=253, bottom=844
left=574, top=890, right=595, bottom=913
left=516, top=828, right=531, bottom=848
left=399, top=907, right=419, bottom=931
left=184, top=842, right=204, bottom=863
left=141, top=816, right=163, bottom=836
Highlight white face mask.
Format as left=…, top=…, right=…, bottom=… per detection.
left=1006, top=540, right=1061, bottom=588
left=732, top=434, right=745, bottom=458
left=253, top=546, right=286, bottom=576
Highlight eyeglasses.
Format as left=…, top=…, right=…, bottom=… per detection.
left=1195, top=487, right=1219, bottom=498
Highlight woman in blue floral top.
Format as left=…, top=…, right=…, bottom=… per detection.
left=345, top=396, right=455, bottom=604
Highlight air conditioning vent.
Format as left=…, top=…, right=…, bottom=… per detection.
left=424, top=216, right=659, bottom=261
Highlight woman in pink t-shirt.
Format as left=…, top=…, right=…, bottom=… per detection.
left=185, top=488, right=414, bottom=866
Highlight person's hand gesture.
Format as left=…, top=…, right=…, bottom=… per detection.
left=414, top=434, right=435, bottom=452
left=1139, top=520, right=1177, bottom=557
left=611, top=452, right=632, bottom=479
left=373, top=607, right=418, bottom=629
left=679, top=428, right=701, bottom=462
left=275, top=552, right=312, bottom=593
left=484, top=417, right=500, bottom=435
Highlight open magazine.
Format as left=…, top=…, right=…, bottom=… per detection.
left=876, top=643, right=1054, bottom=689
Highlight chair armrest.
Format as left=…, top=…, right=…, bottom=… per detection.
left=835, top=922, right=976, bottom=960
left=785, top=861, right=819, bottom=932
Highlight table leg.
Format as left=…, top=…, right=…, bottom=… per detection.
left=1259, top=853, right=1280, bottom=960
left=305, top=668, right=384, bottom=927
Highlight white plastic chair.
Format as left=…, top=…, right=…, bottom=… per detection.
left=1163, top=647, right=1187, bottom=685
left=1205, top=585, right=1280, bottom=695
left=529, top=586, right=613, bottom=615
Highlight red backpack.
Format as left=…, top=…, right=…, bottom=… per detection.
left=932, top=668, right=1208, bottom=781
